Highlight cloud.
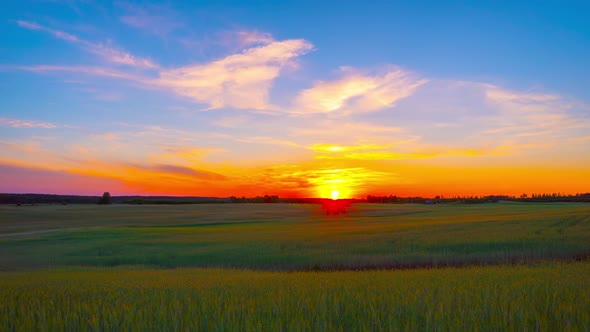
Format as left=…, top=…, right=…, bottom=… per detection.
left=234, top=30, right=275, bottom=47
left=17, top=20, right=79, bottom=42
left=309, top=143, right=392, bottom=153
left=217, top=30, right=276, bottom=49
left=154, top=39, right=314, bottom=110
left=293, top=66, right=427, bottom=114
left=16, top=20, right=157, bottom=69
left=478, top=84, right=590, bottom=141
left=322, top=151, right=435, bottom=160
left=148, top=164, right=227, bottom=180
left=87, top=44, right=158, bottom=69
left=268, top=167, right=396, bottom=197
left=154, top=146, right=224, bottom=163
left=15, top=65, right=143, bottom=80
left=308, top=141, right=494, bottom=161
left=485, top=86, right=561, bottom=106
left=0, top=117, right=57, bottom=129
left=384, top=80, right=590, bottom=159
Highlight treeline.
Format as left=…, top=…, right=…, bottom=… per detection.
left=0, top=194, right=230, bottom=205
left=229, top=195, right=280, bottom=203
left=0, top=193, right=100, bottom=205
left=366, top=193, right=590, bottom=204
left=123, top=198, right=228, bottom=204
left=366, top=195, right=435, bottom=204
left=0, top=193, right=330, bottom=205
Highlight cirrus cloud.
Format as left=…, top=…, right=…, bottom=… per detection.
left=0, top=117, right=57, bottom=129
left=292, top=66, right=427, bottom=114
left=16, top=20, right=158, bottom=69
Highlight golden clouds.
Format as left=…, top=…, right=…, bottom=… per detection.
left=293, top=66, right=427, bottom=114
left=308, top=142, right=490, bottom=161
left=309, top=143, right=391, bottom=153
left=269, top=167, right=394, bottom=199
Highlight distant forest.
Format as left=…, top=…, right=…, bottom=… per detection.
left=1, top=192, right=590, bottom=205
left=365, top=193, right=590, bottom=204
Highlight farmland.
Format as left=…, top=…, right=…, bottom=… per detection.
left=1, top=262, right=589, bottom=330
left=1, top=202, right=589, bottom=330
left=1, top=202, right=589, bottom=270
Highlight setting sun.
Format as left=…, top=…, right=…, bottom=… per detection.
left=331, top=190, right=339, bottom=200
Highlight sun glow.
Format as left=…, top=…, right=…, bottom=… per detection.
left=331, top=190, right=339, bottom=200
left=311, top=169, right=361, bottom=199
left=317, top=182, right=351, bottom=199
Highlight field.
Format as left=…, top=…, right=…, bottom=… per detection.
left=1, top=263, right=589, bottom=330
left=1, top=202, right=589, bottom=270
left=1, top=202, right=589, bottom=329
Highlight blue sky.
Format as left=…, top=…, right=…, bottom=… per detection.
left=1, top=1, right=589, bottom=197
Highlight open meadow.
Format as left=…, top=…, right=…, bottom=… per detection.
left=1, top=202, right=589, bottom=330
left=1, top=202, right=589, bottom=269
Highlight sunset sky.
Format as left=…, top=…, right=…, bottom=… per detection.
left=1, top=1, right=589, bottom=198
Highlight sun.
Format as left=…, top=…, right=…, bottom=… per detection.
left=331, top=190, right=339, bottom=200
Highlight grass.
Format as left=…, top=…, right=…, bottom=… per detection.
left=0, top=262, right=588, bottom=331
left=0, top=202, right=589, bottom=270
left=1, top=202, right=589, bottom=330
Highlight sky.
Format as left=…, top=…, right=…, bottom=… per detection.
left=1, top=0, right=589, bottom=198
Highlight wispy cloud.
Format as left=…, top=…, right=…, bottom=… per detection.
left=478, top=84, right=590, bottom=142
left=88, top=43, right=158, bottom=69
left=309, top=143, right=393, bottom=153
left=15, top=65, right=143, bottom=80
left=234, top=30, right=275, bottom=47
left=17, top=20, right=79, bottom=42
left=293, top=66, right=427, bottom=114
left=129, top=163, right=227, bottom=180
left=16, top=20, right=158, bottom=69
left=308, top=141, right=494, bottom=161
left=154, top=39, right=314, bottom=110
left=485, top=86, right=561, bottom=105
left=0, top=117, right=57, bottom=129
left=153, top=146, right=225, bottom=164
left=216, top=29, right=276, bottom=49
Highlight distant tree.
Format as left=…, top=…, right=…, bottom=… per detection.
left=98, top=192, right=112, bottom=205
